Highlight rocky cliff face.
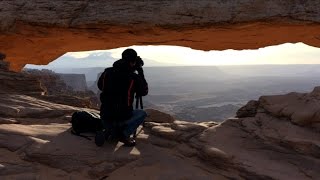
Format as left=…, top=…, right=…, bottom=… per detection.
left=0, top=84, right=320, bottom=179
left=22, top=69, right=100, bottom=109
left=1, top=1, right=320, bottom=70
left=23, top=69, right=73, bottom=95
left=0, top=58, right=44, bottom=95
left=58, top=73, right=88, bottom=92
left=0, top=70, right=44, bottom=95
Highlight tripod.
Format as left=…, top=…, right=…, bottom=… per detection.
left=133, top=95, right=144, bottom=139
left=135, top=96, right=144, bottom=110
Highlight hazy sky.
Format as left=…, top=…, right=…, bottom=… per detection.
left=25, top=42, right=320, bottom=69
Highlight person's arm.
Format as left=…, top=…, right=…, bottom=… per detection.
left=135, top=68, right=148, bottom=96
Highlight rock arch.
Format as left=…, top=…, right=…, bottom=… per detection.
left=1, top=0, right=320, bottom=71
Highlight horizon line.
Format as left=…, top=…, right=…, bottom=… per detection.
left=24, top=63, right=320, bottom=69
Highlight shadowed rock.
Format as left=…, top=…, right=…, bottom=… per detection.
left=236, top=100, right=260, bottom=118
left=0, top=52, right=9, bottom=71
left=238, top=86, right=320, bottom=125
left=0, top=70, right=44, bottom=95
left=145, top=109, right=174, bottom=123
left=0, top=86, right=320, bottom=179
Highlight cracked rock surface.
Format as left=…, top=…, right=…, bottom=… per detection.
left=1, top=87, right=320, bottom=179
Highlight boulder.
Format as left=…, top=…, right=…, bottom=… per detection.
left=258, top=87, right=320, bottom=125
left=145, top=109, right=174, bottom=123
left=236, top=100, right=259, bottom=118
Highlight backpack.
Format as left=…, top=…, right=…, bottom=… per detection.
left=98, top=67, right=135, bottom=121
left=70, top=111, right=103, bottom=140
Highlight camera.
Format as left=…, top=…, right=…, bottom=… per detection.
left=135, top=56, right=144, bottom=69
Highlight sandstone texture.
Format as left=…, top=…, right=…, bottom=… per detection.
left=23, top=69, right=74, bottom=95
left=236, top=100, right=260, bottom=118
left=1, top=82, right=320, bottom=179
left=1, top=1, right=320, bottom=70
left=0, top=70, right=44, bottom=95
left=22, top=69, right=100, bottom=109
left=237, top=86, right=320, bottom=126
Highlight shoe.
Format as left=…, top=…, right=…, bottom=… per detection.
left=119, top=136, right=136, bottom=147
left=95, top=130, right=105, bottom=147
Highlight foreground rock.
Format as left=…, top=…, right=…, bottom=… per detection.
left=0, top=88, right=320, bottom=179
left=237, top=86, right=320, bottom=126
left=0, top=94, right=79, bottom=123
left=0, top=55, right=44, bottom=95
left=0, top=70, right=44, bottom=95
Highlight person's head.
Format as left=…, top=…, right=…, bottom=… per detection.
left=122, top=49, right=137, bottom=68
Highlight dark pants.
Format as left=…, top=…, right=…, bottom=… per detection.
left=103, top=110, right=147, bottom=138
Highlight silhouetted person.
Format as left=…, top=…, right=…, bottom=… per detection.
left=96, top=49, right=148, bottom=146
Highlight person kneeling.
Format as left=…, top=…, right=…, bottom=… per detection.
left=96, top=49, right=148, bottom=147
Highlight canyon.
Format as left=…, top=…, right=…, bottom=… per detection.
left=1, top=1, right=320, bottom=179
left=0, top=68, right=320, bottom=179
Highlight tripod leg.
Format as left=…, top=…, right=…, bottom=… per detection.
left=133, top=96, right=144, bottom=139
left=135, top=96, right=139, bottom=109
left=133, top=130, right=137, bottom=139
left=139, top=96, right=143, bottom=109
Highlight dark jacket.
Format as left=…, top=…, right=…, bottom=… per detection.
left=98, top=59, right=148, bottom=121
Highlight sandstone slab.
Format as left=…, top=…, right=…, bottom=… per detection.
left=0, top=88, right=319, bottom=179
left=145, top=109, right=174, bottom=123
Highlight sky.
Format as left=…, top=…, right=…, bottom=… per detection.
left=25, top=42, right=320, bottom=69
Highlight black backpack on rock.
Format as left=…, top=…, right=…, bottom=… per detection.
left=70, top=111, right=103, bottom=140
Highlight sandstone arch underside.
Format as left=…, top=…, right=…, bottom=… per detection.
left=1, top=0, right=320, bottom=71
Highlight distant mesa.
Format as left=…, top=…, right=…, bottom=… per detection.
left=58, top=73, right=88, bottom=92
